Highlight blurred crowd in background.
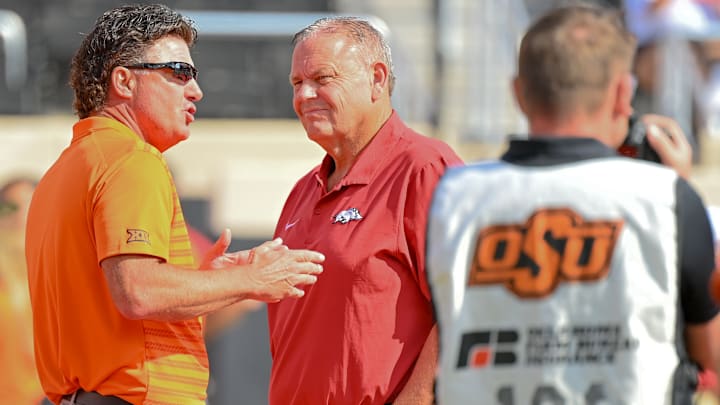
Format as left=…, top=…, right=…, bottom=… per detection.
left=3, top=0, right=720, bottom=404
left=4, top=0, right=720, bottom=142
left=3, top=0, right=720, bottom=144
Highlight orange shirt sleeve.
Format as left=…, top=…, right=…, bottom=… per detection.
left=93, top=150, right=174, bottom=263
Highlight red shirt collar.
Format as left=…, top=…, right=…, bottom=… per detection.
left=315, top=110, right=404, bottom=189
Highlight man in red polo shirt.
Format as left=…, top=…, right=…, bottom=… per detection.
left=267, top=16, right=463, bottom=405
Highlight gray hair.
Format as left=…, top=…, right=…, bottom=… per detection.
left=293, top=16, right=396, bottom=95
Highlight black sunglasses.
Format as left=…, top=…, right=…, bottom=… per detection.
left=125, top=61, right=198, bottom=82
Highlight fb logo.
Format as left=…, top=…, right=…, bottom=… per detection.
left=469, top=208, right=623, bottom=298
left=457, top=330, right=519, bottom=369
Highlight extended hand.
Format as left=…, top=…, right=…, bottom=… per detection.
left=241, top=239, right=325, bottom=302
left=199, top=229, right=284, bottom=269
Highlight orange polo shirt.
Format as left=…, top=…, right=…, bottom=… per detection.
left=25, top=117, right=207, bottom=404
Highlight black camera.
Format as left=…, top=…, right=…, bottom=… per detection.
left=617, top=114, right=661, bottom=163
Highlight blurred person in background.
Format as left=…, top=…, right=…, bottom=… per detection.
left=427, top=4, right=720, bottom=404
left=624, top=0, right=713, bottom=45
left=24, top=4, right=324, bottom=405
left=267, top=16, right=463, bottom=405
left=0, top=176, right=36, bottom=231
left=0, top=176, right=49, bottom=404
left=623, top=0, right=716, bottom=150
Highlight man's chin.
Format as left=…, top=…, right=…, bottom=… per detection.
left=158, top=133, right=190, bottom=152
left=303, top=121, right=333, bottom=137
left=305, top=130, right=334, bottom=142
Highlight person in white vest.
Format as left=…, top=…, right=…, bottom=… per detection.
left=427, top=4, right=720, bottom=404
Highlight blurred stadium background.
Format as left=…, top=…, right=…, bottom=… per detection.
left=1, top=0, right=720, bottom=403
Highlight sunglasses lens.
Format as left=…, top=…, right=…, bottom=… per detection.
left=178, top=68, right=191, bottom=82
left=128, top=62, right=197, bottom=82
left=169, top=62, right=195, bottom=82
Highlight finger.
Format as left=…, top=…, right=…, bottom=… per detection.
left=648, top=120, right=691, bottom=158
left=285, top=261, right=324, bottom=277
left=289, top=273, right=319, bottom=287
left=641, top=113, right=676, bottom=129
left=646, top=125, right=677, bottom=165
left=269, top=241, right=289, bottom=251
left=646, top=124, right=671, bottom=153
left=292, top=249, right=326, bottom=264
left=299, top=262, right=323, bottom=275
left=287, top=286, right=306, bottom=298
left=210, top=228, right=232, bottom=257
left=646, top=124, right=692, bottom=179
left=642, top=114, right=690, bottom=149
left=199, top=228, right=232, bottom=268
left=657, top=118, right=690, bottom=151
left=254, top=238, right=286, bottom=255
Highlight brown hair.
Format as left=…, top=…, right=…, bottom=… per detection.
left=517, top=4, right=636, bottom=118
left=69, top=4, right=197, bottom=118
left=293, top=16, right=396, bottom=95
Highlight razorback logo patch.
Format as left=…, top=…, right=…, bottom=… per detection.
left=332, top=208, right=363, bottom=224
left=469, top=208, right=623, bottom=298
left=126, top=228, right=151, bottom=245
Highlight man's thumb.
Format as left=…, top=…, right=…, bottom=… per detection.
left=210, top=228, right=232, bottom=256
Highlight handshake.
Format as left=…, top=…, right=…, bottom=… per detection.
left=201, top=229, right=325, bottom=303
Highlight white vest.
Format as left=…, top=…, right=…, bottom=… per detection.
left=428, top=158, right=681, bottom=405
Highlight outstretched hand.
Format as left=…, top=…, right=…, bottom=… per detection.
left=199, top=229, right=284, bottom=270
left=198, top=230, right=325, bottom=302
left=242, top=240, right=325, bottom=303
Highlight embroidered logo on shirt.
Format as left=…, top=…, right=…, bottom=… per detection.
left=332, top=208, right=363, bottom=224
left=285, top=220, right=300, bottom=231
left=126, top=229, right=151, bottom=245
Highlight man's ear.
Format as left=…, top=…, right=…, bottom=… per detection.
left=612, top=72, right=634, bottom=119
left=370, top=61, right=389, bottom=100
left=512, top=76, right=529, bottom=115
left=108, top=66, right=135, bottom=99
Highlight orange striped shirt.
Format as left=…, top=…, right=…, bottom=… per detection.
left=26, top=117, right=208, bottom=404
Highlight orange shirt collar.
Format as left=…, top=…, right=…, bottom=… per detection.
left=72, top=116, right=140, bottom=144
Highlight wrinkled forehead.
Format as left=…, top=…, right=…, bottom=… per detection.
left=291, top=34, right=365, bottom=73
left=142, top=35, right=194, bottom=62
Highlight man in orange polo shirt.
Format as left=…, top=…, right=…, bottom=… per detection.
left=24, top=4, right=324, bottom=405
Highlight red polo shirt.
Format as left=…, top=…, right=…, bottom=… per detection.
left=267, top=111, right=463, bottom=405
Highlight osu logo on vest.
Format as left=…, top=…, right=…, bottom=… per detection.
left=469, top=208, right=623, bottom=298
